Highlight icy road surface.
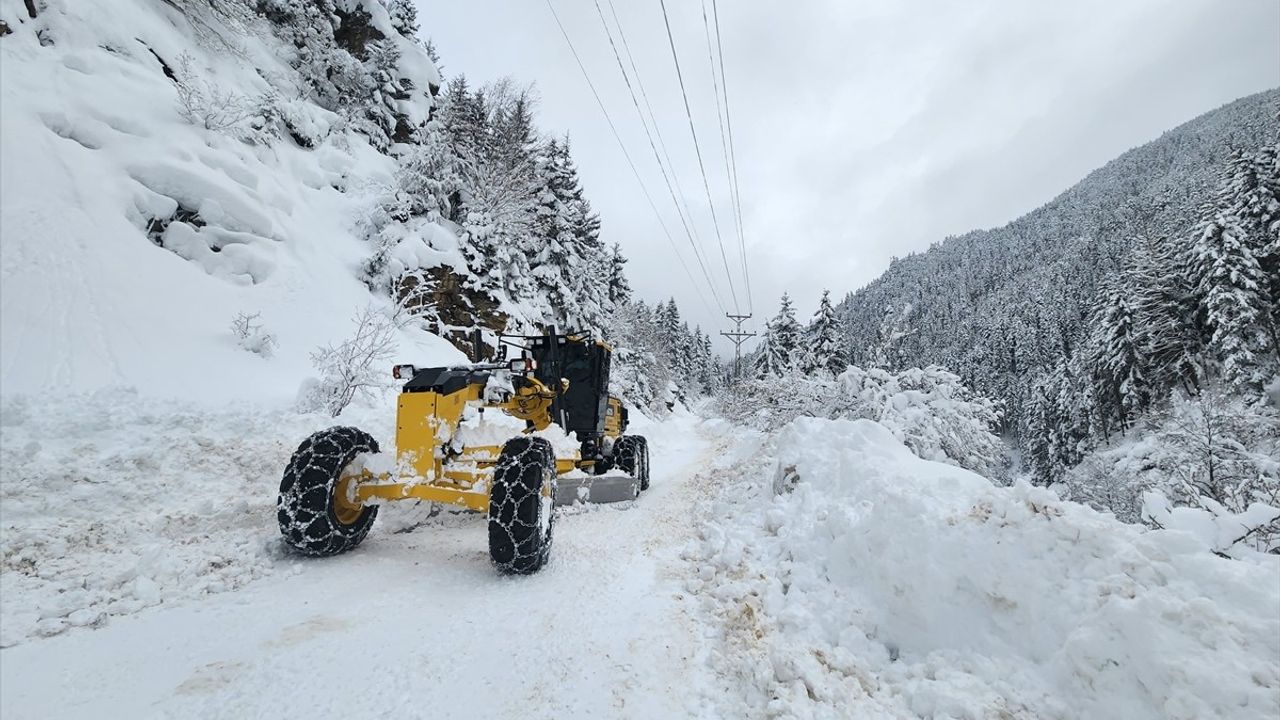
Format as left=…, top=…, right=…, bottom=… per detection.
left=0, top=406, right=721, bottom=719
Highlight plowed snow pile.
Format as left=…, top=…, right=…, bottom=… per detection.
left=689, top=417, right=1280, bottom=719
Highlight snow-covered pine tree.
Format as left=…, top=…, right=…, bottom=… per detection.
left=753, top=319, right=779, bottom=378
left=437, top=76, right=478, bottom=184
left=1053, top=354, right=1096, bottom=469
left=1191, top=199, right=1273, bottom=391
left=566, top=191, right=608, bottom=330
left=1130, top=234, right=1205, bottom=396
left=1088, top=267, right=1151, bottom=430
left=677, top=321, right=698, bottom=390
left=529, top=137, right=584, bottom=328
left=803, top=289, right=848, bottom=377
left=695, top=328, right=715, bottom=394
left=652, top=300, right=698, bottom=395
left=605, top=243, right=632, bottom=308
left=769, top=293, right=802, bottom=374
left=385, top=0, right=419, bottom=39
left=395, top=118, right=459, bottom=222
left=1223, top=142, right=1280, bottom=362
left=441, top=78, right=543, bottom=306
left=1023, top=374, right=1059, bottom=485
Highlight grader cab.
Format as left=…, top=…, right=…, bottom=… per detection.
left=275, top=330, right=649, bottom=574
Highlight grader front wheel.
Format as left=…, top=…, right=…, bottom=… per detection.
left=488, top=436, right=557, bottom=574
left=277, top=427, right=380, bottom=557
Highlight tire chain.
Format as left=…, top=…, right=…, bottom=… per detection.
left=615, top=436, right=650, bottom=491
left=488, top=436, right=557, bottom=574
left=277, top=426, right=379, bottom=556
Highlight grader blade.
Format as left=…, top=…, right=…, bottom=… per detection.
left=554, top=474, right=640, bottom=506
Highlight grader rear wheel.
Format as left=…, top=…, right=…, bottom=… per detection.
left=277, top=427, right=380, bottom=556
left=615, top=435, right=650, bottom=492
left=488, top=436, right=557, bottom=574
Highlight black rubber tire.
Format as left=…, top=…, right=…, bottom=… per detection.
left=591, top=456, right=614, bottom=476
left=488, top=436, right=557, bottom=574
left=277, top=427, right=379, bottom=557
left=615, top=436, right=650, bottom=492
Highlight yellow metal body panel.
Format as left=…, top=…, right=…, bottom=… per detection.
left=348, top=367, right=629, bottom=515
left=604, top=397, right=624, bottom=439
left=356, top=481, right=489, bottom=512
left=505, top=379, right=557, bottom=431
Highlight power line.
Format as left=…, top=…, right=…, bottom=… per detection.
left=590, top=0, right=727, bottom=312
left=710, top=0, right=754, bottom=315
left=699, top=0, right=746, bottom=314
left=658, top=0, right=741, bottom=313
left=543, top=0, right=718, bottom=315
left=605, top=0, right=706, bottom=275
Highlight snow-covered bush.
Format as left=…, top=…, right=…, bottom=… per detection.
left=299, top=307, right=397, bottom=417
left=720, top=365, right=1006, bottom=477
left=173, top=53, right=279, bottom=144
left=836, top=366, right=1006, bottom=477
left=1065, top=385, right=1280, bottom=548
left=716, top=374, right=833, bottom=430
left=229, top=311, right=276, bottom=358
left=1142, top=490, right=1280, bottom=556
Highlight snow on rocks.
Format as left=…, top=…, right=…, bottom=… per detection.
left=688, top=416, right=1280, bottom=719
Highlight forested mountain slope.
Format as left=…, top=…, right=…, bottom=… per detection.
left=837, top=90, right=1278, bottom=437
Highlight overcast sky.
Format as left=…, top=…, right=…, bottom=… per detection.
left=416, top=0, right=1279, bottom=352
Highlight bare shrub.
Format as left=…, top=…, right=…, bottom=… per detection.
left=230, top=311, right=277, bottom=358
left=173, top=53, right=279, bottom=144
left=300, top=307, right=397, bottom=417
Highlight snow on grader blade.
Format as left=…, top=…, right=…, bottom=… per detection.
left=276, top=329, right=650, bottom=574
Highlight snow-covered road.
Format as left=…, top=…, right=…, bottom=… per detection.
left=0, top=407, right=722, bottom=719
left=4, top=396, right=1277, bottom=720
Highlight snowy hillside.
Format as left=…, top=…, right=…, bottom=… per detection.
left=0, top=0, right=469, bottom=402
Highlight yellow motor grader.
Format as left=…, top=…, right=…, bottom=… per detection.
left=276, top=330, right=649, bottom=574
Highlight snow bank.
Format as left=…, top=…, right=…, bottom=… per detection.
left=0, top=389, right=445, bottom=648
left=690, top=416, right=1280, bottom=719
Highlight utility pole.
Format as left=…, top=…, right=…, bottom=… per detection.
left=720, top=313, right=756, bottom=384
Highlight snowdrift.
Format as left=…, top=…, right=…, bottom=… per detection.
left=691, top=416, right=1280, bottom=719
left=0, top=390, right=407, bottom=647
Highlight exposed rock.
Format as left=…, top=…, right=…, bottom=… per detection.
left=395, top=267, right=508, bottom=358
left=331, top=4, right=383, bottom=61
left=146, top=206, right=205, bottom=247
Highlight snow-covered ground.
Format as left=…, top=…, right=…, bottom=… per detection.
left=0, top=397, right=723, bottom=718
left=3, top=397, right=1277, bottom=719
